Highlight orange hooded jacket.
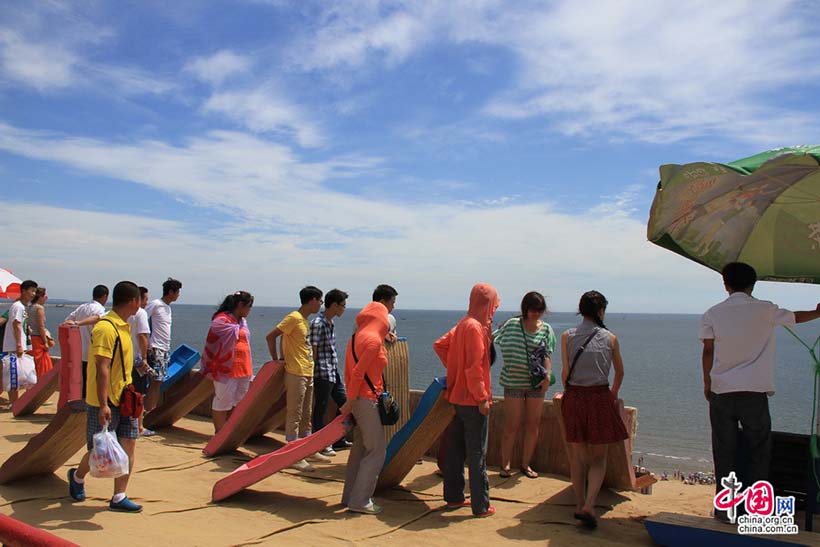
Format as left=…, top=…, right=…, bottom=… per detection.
left=344, top=302, right=391, bottom=401
left=433, top=283, right=500, bottom=406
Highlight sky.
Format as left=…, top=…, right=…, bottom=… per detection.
left=1, top=0, right=819, bottom=312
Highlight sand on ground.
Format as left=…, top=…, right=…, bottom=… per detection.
left=1, top=395, right=718, bottom=546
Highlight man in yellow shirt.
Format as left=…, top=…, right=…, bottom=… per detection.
left=68, top=281, right=143, bottom=513
left=266, top=286, right=326, bottom=470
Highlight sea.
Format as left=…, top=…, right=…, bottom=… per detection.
left=27, top=303, right=820, bottom=475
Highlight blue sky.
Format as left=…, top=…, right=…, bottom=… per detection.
left=1, top=0, right=819, bottom=312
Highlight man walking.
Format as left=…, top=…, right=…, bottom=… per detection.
left=310, top=289, right=351, bottom=456
left=701, top=262, right=820, bottom=522
left=68, top=281, right=143, bottom=513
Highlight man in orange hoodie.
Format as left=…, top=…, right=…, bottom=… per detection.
left=340, top=301, right=391, bottom=514
left=433, top=283, right=500, bottom=518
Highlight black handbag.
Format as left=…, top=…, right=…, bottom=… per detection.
left=519, top=320, right=553, bottom=389
left=352, top=334, right=400, bottom=426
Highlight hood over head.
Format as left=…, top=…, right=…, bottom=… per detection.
left=356, top=301, right=390, bottom=340
left=467, top=283, right=500, bottom=328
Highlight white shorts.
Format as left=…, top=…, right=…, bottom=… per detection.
left=212, top=376, right=251, bottom=411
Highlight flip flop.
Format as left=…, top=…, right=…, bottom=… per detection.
left=499, top=467, right=513, bottom=478
left=521, top=467, right=538, bottom=479
left=576, top=511, right=598, bottom=529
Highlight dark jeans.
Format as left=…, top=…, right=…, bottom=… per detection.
left=312, top=377, right=347, bottom=433
left=443, top=404, right=490, bottom=515
left=709, top=391, right=771, bottom=503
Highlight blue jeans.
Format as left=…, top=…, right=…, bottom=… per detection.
left=443, top=404, right=490, bottom=515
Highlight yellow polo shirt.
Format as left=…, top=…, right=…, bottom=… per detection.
left=277, top=311, right=313, bottom=376
left=86, top=311, right=134, bottom=407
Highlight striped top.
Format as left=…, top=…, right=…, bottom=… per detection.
left=494, top=317, right=556, bottom=389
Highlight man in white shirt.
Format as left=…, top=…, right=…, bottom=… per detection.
left=145, top=277, right=181, bottom=382
left=62, top=285, right=109, bottom=398
left=700, top=262, right=820, bottom=522
left=128, top=286, right=152, bottom=435
left=2, top=279, right=38, bottom=404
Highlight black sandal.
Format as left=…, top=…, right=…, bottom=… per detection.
left=499, top=467, right=513, bottom=478
left=521, top=467, right=538, bottom=479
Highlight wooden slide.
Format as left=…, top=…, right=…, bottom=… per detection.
left=202, top=360, right=286, bottom=457
left=144, top=371, right=215, bottom=430
left=212, top=414, right=353, bottom=502
left=0, top=401, right=87, bottom=484
left=0, top=327, right=86, bottom=484
left=11, top=358, right=61, bottom=417
left=552, top=392, right=656, bottom=491
left=376, top=377, right=454, bottom=491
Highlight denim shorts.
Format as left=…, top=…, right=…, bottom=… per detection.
left=504, top=387, right=545, bottom=399
left=86, top=403, right=140, bottom=450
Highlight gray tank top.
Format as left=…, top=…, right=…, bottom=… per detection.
left=565, top=319, right=613, bottom=386
left=26, top=304, right=43, bottom=336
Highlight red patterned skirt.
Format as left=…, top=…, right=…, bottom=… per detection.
left=561, top=385, right=628, bottom=444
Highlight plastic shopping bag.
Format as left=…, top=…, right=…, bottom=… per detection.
left=1, top=353, right=38, bottom=390
left=89, top=429, right=130, bottom=478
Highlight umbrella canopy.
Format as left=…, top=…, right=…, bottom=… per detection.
left=0, top=268, right=22, bottom=299
left=647, top=145, right=820, bottom=283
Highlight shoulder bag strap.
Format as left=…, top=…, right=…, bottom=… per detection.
left=566, top=328, right=599, bottom=385
left=353, top=333, right=385, bottom=396
left=99, top=318, right=124, bottom=383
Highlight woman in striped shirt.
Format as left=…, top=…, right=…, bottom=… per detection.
left=493, top=291, right=556, bottom=478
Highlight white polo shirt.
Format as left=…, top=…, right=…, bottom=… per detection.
left=699, top=292, right=795, bottom=395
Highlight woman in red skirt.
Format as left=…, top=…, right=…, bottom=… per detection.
left=560, top=290, right=627, bottom=529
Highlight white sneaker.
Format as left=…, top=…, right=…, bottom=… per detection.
left=349, top=501, right=382, bottom=515
left=319, top=446, right=337, bottom=457
left=307, top=451, right=332, bottom=463
left=290, top=459, right=315, bottom=472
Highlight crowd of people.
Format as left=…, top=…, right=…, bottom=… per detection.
left=2, top=260, right=818, bottom=528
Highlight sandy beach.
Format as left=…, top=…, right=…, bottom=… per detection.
left=0, top=394, right=723, bottom=547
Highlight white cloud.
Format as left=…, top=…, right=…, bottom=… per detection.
left=186, top=50, right=252, bottom=86
left=0, top=8, right=173, bottom=96
left=203, top=88, right=324, bottom=148
left=0, top=120, right=758, bottom=313
left=285, top=0, right=820, bottom=146
left=0, top=29, right=78, bottom=90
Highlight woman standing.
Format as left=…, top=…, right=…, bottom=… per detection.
left=560, top=290, right=627, bottom=529
left=494, top=291, right=555, bottom=478
left=27, top=287, right=54, bottom=378
left=434, top=283, right=500, bottom=518
left=201, top=291, right=254, bottom=433
left=339, top=301, right=391, bottom=515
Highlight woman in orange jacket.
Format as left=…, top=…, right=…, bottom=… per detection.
left=340, top=301, right=391, bottom=515
left=433, top=283, right=500, bottom=518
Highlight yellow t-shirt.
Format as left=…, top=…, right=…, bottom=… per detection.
left=86, top=311, right=134, bottom=407
left=277, top=311, right=313, bottom=377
